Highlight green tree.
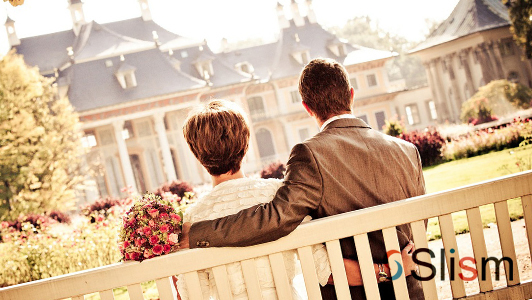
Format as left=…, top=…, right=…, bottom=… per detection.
left=460, top=79, right=532, bottom=124
left=0, top=51, right=84, bottom=219
left=503, top=0, right=532, bottom=59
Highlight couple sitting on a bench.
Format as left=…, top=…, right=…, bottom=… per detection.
left=175, top=58, right=425, bottom=300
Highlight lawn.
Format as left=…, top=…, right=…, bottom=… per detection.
left=423, top=144, right=532, bottom=240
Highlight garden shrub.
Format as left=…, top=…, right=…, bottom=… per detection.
left=47, top=210, right=71, bottom=224
left=383, top=118, right=405, bottom=137
left=154, top=180, right=194, bottom=198
left=460, top=79, right=532, bottom=124
left=260, top=162, right=286, bottom=179
left=6, top=213, right=54, bottom=232
left=399, top=128, right=445, bottom=167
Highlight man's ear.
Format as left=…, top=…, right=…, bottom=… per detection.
left=302, top=101, right=314, bottom=117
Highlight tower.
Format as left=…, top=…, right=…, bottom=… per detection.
left=4, top=16, right=20, bottom=47
left=68, top=0, right=86, bottom=36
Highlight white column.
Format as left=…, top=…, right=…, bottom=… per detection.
left=153, top=112, right=178, bottom=182
left=112, top=120, right=137, bottom=193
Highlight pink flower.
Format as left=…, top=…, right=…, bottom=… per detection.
left=163, top=244, right=172, bottom=253
left=123, top=241, right=130, bottom=248
left=130, top=252, right=140, bottom=261
left=153, top=244, right=164, bottom=255
left=144, top=249, right=151, bottom=258
left=149, top=220, right=155, bottom=227
left=160, top=224, right=169, bottom=233
left=148, top=209, right=159, bottom=218
left=170, top=213, right=181, bottom=222
left=168, top=233, right=179, bottom=245
left=142, top=226, right=152, bottom=236
left=160, top=213, right=169, bottom=219
left=125, top=253, right=131, bottom=260
left=150, top=235, right=160, bottom=245
left=136, top=228, right=143, bottom=235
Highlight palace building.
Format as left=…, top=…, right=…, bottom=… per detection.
left=5, top=0, right=436, bottom=199
left=410, top=0, right=532, bottom=124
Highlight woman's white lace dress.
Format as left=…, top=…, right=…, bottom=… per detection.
left=176, top=177, right=331, bottom=300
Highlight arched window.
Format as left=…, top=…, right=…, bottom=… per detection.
left=255, top=128, right=275, bottom=158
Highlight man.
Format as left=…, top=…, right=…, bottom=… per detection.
left=180, top=58, right=425, bottom=299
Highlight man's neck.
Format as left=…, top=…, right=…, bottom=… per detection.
left=212, top=169, right=245, bottom=187
left=317, top=111, right=353, bottom=128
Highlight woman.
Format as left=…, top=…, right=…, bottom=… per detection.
left=177, top=99, right=415, bottom=299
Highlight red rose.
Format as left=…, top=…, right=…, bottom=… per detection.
left=130, top=252, right=140, bottom=261
left=153, top=244, right=164, bottom=255
left=148, top=208, right=159, bottom=218
left=160, top=213, right=169, bottom=219
left=163, top=244, right=172, bottom=253
left=150, top=235, right=160, bottom=245
left=170, top=213, right=181, bottom=222
left=160, top=224, right=169, bottom=233
left=143, top=226, right=152, bottom=236
left=123, top=241, right=130, bottom=248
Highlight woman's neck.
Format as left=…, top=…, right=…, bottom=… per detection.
left=212, top=169, right=245, bottom=187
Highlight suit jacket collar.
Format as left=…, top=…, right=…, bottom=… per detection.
left=322, top=117, right=372, bottom=131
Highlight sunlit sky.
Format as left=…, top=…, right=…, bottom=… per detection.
left=1, top=0, right=460, bottom=54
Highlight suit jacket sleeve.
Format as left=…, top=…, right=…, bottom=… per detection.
left=189, top=143, right=323, bottom=248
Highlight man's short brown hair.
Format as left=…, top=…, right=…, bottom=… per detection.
left=182, top=99, right=250, bottom=176
left=298, top=58, right=352, bottom=121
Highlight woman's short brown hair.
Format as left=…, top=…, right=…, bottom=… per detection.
left=182, top=99, right=250, bottom=176
left=298, top=58, right=352, bottom=121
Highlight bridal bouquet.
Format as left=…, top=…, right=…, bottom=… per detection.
left=119, top=194, right=183, bottom=262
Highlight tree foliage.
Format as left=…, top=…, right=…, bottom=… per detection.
left=328, top=16, right=428, bottom=88
left=503, top=0, right=532, bottom=59
left=0, top=51, right=84, bottom=219
left=460, top=79, right=532, bottom=124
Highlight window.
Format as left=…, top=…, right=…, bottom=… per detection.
left=247, top=96, right=265, bottom=117
left=507, top=71, right=520, bottom=83
left=426, top=100, right=438, bottom=120
left=124, top=73, right=137, bottom=88
left=181, top=50, right=188, bottom=58
left=256, top=128, right=275, bottom=158
left=366, top=74, right=377, bottom=87
left=338, top=44, right=346, bottom=57
left=82, top=132, right=97, bottom=148
left=291, top=90, right=302, bottom=103
left=405, top=104, right=421, bottom=125
left=374, top=111, right=386, bottom=131
left=350, top=77, right=358, bottom=90
left=499, top=40, right=514, bottom=57
left=298, top=128, right=310, bottom=142
left=357, top=114, right=368, bottom=124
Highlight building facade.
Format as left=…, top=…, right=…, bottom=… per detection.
left=410, top=0, right=532, bottom=124
left=5, top=0, right=435, bottom=199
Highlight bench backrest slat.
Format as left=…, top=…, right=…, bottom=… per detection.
left=494, top=200, right=520, bottom=285
left=410, top=220, right=438, bottom=300
left=353, top=233, right=380, bottom=299
left=439, top=213, right=467, bottom=298
left=324, top=240, right=350, bottom=299
left=466, top=206, right=494, bottom=292
left=382, top=227, right=409, bottom=300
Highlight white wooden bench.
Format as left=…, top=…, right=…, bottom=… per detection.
left=1, top=170, right=531, bottom=300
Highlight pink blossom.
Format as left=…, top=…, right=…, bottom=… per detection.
left=125, top=253, right=131, bottom=260
left=163, top=244, right=172, bottom=253
left=142, top=226, right=152, bottom=236
left=130, top=252, right=140, bottom=261
left=135, top=238, right=143, bottom=247
left=160, top=224, right=169, bottom=233
left=149, top=220, right=155, bottom=227
left=148, top=208, right=159, bottom=218
left=168, top=233, right=179, bottom=245
left=150, top=235, right=160, bottom=245
left=170, top=213, right=181, bottom=222
left=144, top=249, right=151, bottom=258
left=123, top=240, right=130, bottom=248
left=160, top=213, right=169, bottom=219
left=153, top=244, right=164, bottom=255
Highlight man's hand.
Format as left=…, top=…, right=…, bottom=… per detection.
left=179, top=222, right=191, bottom=249
left=402, top=241, right=418, bottom=277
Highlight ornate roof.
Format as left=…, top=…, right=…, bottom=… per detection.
left=410, top=0, right=510, bottom=53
